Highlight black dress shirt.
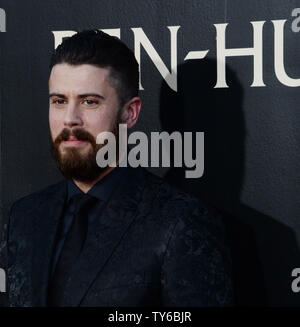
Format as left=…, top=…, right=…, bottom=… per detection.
left=50, top=166, right=129, bottom=277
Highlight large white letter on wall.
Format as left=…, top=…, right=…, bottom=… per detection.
left=132, top=26, right=180, bottom=91
left=214, top=21, right=265, bottom=88
left=273, top=19, right=300, bottom=87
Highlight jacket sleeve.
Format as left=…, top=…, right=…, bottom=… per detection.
left=161, top=202, right=234, bottom=306
left=0, top=204, right=15, bottom=307
left=0, top=217, right=9, bottom=307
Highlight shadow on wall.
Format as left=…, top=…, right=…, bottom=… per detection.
left=159, top=58, right=300, bottom=306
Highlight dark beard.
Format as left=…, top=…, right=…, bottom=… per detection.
left=50, top=120, right=120, bottom=183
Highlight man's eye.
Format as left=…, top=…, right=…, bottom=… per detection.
left=83, top=99, right=98, bottom=105
left=52, top=99, right=66, bottom=105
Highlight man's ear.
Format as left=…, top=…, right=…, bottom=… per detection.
left=121, top=97, right=142, bottom=129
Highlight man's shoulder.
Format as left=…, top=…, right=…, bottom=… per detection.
left=141, top=168, right=219, bottom=222
left=9, top=180, right=66, bottom=215
left=140, top=168, right=226, bottom=244
left=143, top=168, right=201, bottom=207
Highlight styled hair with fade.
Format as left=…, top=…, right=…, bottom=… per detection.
left=49, top=30, right=139, bottom=107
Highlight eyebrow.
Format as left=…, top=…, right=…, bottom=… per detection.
left=49, top=93, right=105, bottom=100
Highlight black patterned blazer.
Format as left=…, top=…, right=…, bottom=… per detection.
left=0, top=167, right=233, bottom=306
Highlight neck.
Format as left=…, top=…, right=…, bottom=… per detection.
left=73, top=166, right=115, bottom=193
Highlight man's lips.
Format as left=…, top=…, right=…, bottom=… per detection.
left=61, top=137, right=88, bottom=146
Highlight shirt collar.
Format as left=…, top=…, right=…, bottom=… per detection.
left=67, top=166, right=129, bottom=202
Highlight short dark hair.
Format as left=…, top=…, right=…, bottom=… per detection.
left=49, top=30, right=139, bottom=106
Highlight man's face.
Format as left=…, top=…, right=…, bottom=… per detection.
left=49, top=63, right=121, bottom=182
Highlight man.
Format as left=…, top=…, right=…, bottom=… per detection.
left=0, top=30, right=233, bottom=306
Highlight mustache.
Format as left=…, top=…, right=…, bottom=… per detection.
left=54, top=128, right=96, bottom=145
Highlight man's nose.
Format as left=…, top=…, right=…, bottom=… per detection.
left=63, top=103, right=83, bottom=128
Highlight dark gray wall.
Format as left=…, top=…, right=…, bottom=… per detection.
left=0, top=0, right=299, bottom=306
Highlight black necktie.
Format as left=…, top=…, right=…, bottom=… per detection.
left=48, top=193, right=98, bottom=306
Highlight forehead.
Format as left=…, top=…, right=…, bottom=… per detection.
left=49, top=63, right=113, bottom=94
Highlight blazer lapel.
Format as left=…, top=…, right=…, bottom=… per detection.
left=31, top=180, right=67, bottom=306
left=62, top=167, right=146, bottom=306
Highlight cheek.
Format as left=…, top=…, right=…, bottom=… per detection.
left=49, top=111, right=63, bottom=137
left=84, top=111, right=118, bottom=135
